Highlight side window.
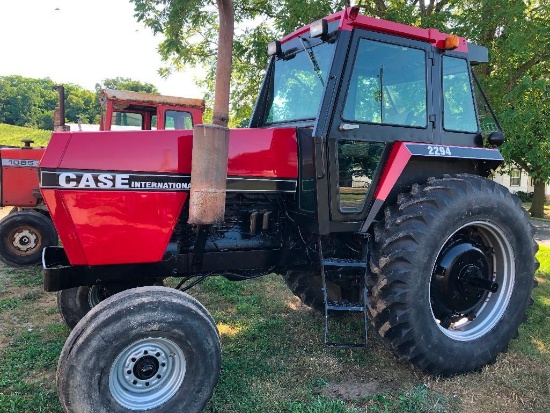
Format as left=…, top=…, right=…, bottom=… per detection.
left=343, top=39, right=427, bottom=127
left=111, top=112, right=143, bottom=130
left=442, top=57, right=478, bottom=132
left=164, top=110, right=193, bottom=130
left=338, top=141, right=385, bottom=212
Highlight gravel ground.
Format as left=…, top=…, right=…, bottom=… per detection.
left=531, top=218, right=550, bottom=246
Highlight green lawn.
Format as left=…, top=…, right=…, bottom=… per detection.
left=0, top=123, right=51, bottom=147
left=0, top=246, right=548, bottom=413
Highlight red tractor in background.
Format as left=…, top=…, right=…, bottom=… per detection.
left=41, top=7, right=537, bottom=413
left=0, top=89, right=204, bottom=267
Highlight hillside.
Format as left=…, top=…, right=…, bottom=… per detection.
left=0, top=123, right=51, bottom=147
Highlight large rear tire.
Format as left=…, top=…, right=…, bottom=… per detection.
left=0, top=210, right=58, bottom=267
left=57, top=286, right=221, bottom=413
left=369, top=174, right=538, bottom=375
left=284, top=270, right=338, bottom=311
left=284, top=269, right=362, bottom=311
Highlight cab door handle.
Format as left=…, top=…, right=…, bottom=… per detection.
left=339, top=123, right=359, bottom=131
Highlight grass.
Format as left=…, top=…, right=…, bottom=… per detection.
left=0, top=245, right=548, bottom=412
left=0, top=123, right=51, bottom=147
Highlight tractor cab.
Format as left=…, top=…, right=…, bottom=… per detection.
left=99, top=88, right=205, bottom=131
left=250, top=7, right=502, bottom=234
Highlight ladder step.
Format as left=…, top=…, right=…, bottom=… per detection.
left=326, top=301, right=365, bottom=312
left=318, top=237, right=368, bottom=348
left=322, top=258, right=367, bottom=268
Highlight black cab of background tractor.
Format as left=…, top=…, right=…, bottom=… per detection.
left=45, top=7, right=537, bottom=413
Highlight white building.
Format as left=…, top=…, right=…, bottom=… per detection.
left=492, top=168, right=550, bottom=198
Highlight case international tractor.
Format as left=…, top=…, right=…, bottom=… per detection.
left=0, top=89, right=203, bottom=267
left=39, top=7, right=537, bottom=413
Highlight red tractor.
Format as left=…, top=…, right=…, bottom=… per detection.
left=42, top=7, right=537, bottom=413
left=0, top=89, right=204, bottom=267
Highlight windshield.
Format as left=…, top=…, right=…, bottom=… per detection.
left=265, top=41, right=335, bottom=124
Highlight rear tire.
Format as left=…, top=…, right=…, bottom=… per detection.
left=0, top=210, right=58, bottom=267
left=284, top=269, right=361, bottom=311
left=57, top=286, right=221, bottom=413
left=57, top=280, right=164, bottom=330
left=369, top=174, right=538, bottom=375
left=283, top=270, right=339, bottom=311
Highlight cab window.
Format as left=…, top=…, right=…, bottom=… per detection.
left=165, top=110, right=193, bottom=130
left=111, top=112, right=143, bottom=130
left=343, top=39, right=427, bottom=128
left=442, top=56, right=478, bottom=133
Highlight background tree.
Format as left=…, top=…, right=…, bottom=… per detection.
left=95, top=77, right=159, bottom=94
left=0, top=76, right=99, bottom=129
left=451, top=0, right=550, bottom=216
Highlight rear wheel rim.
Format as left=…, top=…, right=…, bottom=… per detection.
left=430, top=221, right=515, bottom=341
left=7, top=226, right=41, bottom=256
left=87, top=285, right=110, bottom=308
left=109, top=337, right=186, bottom=410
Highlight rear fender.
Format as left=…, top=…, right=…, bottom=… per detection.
left=359, top=142, right=503, bottom=232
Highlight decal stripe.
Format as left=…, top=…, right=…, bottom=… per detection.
left=359, top=143, right=412, bottom=233
left=374, top=142, right=412, bottom=201
left=40, top=169, right=297, bottom=193
left=404, top=143, right=504, bottom=160
left=227, top=177, right=296, bottom=192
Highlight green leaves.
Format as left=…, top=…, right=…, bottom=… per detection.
left=95, top=77, right=159, bottom=94
left=0, top=76, right=99, bottom=129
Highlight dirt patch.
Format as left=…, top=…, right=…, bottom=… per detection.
left=321, top=380, right=380, bottom=400
left=426, top=353, right=550, bottom=413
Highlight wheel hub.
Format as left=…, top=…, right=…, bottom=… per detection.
left=109, top=337, right=186, bottom=410
left=133, top=355, right=160, bottom=380
left=432, top=240, right=497, bottom=320
left=11, top=228, right=38, bottom=253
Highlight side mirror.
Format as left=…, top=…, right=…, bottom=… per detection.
left=487, top=131, right=504, bottom=147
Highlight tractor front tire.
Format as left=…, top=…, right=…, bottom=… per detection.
left=369, top=174, right=538, bottom=376
left=0, top=210, right=58, bottom=267
left=57, top=286, right=221, bottom=413
left=57, top=280, right=164, bottom=330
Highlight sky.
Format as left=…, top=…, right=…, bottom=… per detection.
left=0, top=0, right=205, bottom=98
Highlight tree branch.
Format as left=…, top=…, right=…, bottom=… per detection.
left=508, top=55, right=547, bottom=91
left=434, top=0, right=452, bottom=13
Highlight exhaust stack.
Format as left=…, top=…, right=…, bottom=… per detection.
left=188, top=124, right=229, bottom=224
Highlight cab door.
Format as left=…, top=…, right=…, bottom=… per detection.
left=325, top=30, right=435, bottom=223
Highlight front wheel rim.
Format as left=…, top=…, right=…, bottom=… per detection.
left=7, top=226, right=40, bottom=256
left=109, top=337, right=186, bottom=410
left=430, top=221, right=515, bottom=341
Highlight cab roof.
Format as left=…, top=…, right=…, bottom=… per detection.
left=100, top=89, right=205, bottom=112
left=281, top=6, right=468, bottom=54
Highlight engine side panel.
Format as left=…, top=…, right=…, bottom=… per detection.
left=40, top=129, right=298, bottom=265
left=42, top=189, right=186, bottom=265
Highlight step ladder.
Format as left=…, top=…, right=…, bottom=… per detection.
left=319, top=238, right=369, bottom=348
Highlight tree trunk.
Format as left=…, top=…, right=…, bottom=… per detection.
left=530, top=180, right=546, bottom=218
left=188, top=0, right=234, bottom=225
left=213, top=0, right=234, bottom=127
